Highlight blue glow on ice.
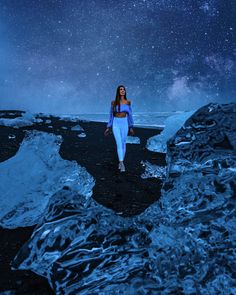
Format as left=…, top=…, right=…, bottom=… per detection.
left=0, top=130, right=95, bottom=228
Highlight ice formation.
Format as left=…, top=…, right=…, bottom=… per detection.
left=0, top=112, right=43, bottom=128
left=71, top=124, right=84, bottom=131
left=8, top=134, right=16, bottom=139
left=0, top=131, right=95, bottom=229
left=146, top=110, right=195, bottom=153
left=126, top=135, right=140, bottom=144
left=140, top=160, right=167, bottom=179
left=11, top=103, right=236, bottom=294
left=58, top=115, right=81, bottom=122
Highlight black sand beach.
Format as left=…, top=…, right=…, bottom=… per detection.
left=0, top=111, right=166, bottom=294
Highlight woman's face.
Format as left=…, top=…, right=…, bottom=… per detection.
left=119, top=87, right=126, bottom=97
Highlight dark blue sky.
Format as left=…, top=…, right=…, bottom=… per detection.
left=0, top=0, right=235, bottom=113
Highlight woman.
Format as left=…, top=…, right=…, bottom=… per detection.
left=104, top=85, right=135, bottom=172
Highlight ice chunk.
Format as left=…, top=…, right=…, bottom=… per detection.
left=58, top=114, right=81, bottom=122
left=141, top=160, right=166, bottom=179
left=71, top=124, right=84, bottom=131
left=0, top=112, right=39, bottom=128
left=126, top=136, right=140, bottom=144
left=146, top=110, right=196, bottom=153
left=0, top=130, right=95, bottom=229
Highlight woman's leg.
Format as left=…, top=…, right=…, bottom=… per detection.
left=120, top=118, right=129, bottom=161
left=112, top=118, right=124, bottom=161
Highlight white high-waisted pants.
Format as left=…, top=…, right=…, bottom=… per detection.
left=112, top=117, right=129, bottom=161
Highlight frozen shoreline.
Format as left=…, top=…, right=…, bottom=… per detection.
left=0, top=110, right=165, bottom=294
left=1, top=103, right=235, bottom=294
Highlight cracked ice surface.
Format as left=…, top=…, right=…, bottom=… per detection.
left=0, top=130, right=95, bottom=228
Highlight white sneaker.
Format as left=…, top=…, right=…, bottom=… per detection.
left=120, top=162, right=125, bottom=172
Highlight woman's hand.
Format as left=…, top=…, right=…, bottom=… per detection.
left=129, top=128, right=135, bottom=136
left=104, top=127, right=111, bottom=136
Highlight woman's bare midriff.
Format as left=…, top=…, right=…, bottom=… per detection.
left=114, top=112, right=127, bottom=118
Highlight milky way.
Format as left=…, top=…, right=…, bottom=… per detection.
left=0, top=0, right=235, bottom=113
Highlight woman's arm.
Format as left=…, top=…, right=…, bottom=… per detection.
left=107, top=101, right=114, bottom=128
left=127, top=100, right=134, bottom=129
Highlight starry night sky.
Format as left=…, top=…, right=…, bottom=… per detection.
left=0, top=0, right=235, bottom=113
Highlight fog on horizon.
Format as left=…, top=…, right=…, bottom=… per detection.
left=0, top=0, right=235, bottom=115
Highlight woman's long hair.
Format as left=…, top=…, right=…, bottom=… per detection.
left=114, top=85, right=127, bottom=113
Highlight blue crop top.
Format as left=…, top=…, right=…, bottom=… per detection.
left=107, top=102, right=134, bottom=128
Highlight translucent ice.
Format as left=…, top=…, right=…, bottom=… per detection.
left=0, top=112, right=41, bottom=128
left=126, top=136, right=140, bottom=144
left=71, top=124, right=84, bottom=131
left=140, top=160, right=167, bottom=179
left=0, top=130, right=95, bottom=229
left=146, top=110, right=196, bottom=153
left=12, top=103, right=236, bottom=294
